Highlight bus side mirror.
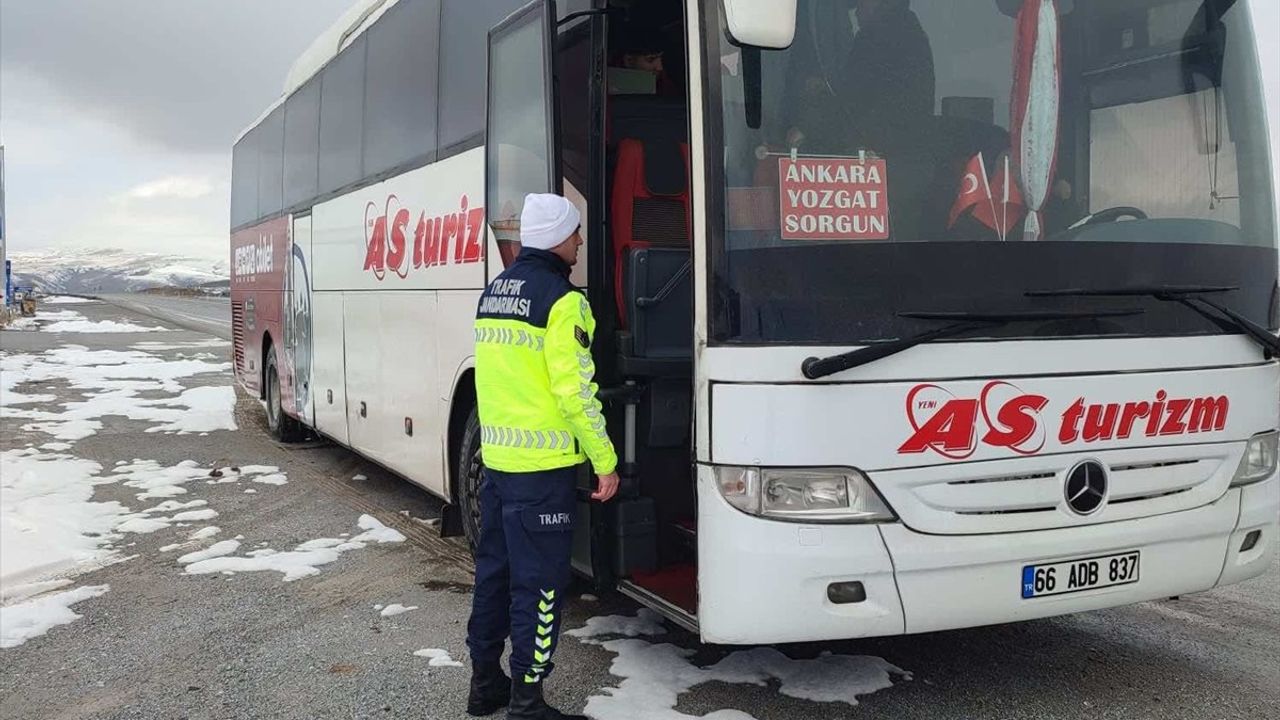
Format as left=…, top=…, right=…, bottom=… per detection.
left=721, top=0, right=796, bottom=49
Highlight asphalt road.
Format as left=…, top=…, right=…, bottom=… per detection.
left=95, top=293, right=231, bottom=340
left=1, top=298, right=1277, bottom=720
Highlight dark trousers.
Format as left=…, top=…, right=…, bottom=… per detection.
left=465, top=467, right=576, bottom=684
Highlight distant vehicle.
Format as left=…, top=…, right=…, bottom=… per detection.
left=231, top=0, right=1279, bottom=644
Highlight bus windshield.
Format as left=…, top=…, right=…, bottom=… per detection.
left=707, top=0, right=1277, bottom=345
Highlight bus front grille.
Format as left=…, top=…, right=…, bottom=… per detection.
left=873, top=444, right=1241, bottom=534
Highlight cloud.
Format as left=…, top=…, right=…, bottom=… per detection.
left=0, top=0, right=352, bottom=154
left=125, top=177, right=215, bottom=201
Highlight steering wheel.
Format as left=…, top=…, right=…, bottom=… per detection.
left=1085, top=206, right=1149, bottom=225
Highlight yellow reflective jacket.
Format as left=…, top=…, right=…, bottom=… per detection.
left=474, top=248, right=617, bottom=475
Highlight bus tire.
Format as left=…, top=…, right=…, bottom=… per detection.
left=265, top=347, right=304, bottom=443
left=456, top=406, right=484, bottom=553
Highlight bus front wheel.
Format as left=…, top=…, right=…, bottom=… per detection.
left=456, top=407, right=484, bottom=553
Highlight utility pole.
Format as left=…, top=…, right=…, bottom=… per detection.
left=0, top=145, right=9, bottom=312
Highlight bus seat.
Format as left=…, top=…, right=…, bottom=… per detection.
left=611, top=137, right=691, bottom=328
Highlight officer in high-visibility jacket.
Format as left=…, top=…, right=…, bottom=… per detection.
left=465, top=193, right=619, bottom=720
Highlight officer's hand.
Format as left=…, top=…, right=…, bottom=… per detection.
left=591, top=472, right=620, bottom=502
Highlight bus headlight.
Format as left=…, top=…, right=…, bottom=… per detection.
left=713, top=466, right=895, bottom=523
left=1232, top=431, right=1279, bottom=487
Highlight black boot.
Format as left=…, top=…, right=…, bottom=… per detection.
left=506, top=679, right=586, bottom=720
left=466, top=661, right=511, bottom=716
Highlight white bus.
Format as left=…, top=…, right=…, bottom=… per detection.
left=231, top=0, right=1279, bottom=643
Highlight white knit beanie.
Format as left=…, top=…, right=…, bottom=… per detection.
left=519, top=193, right=581, bottom=251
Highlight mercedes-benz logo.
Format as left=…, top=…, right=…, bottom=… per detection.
left=1064, top=460, right=1108, bottom=516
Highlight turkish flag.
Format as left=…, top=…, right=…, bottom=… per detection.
left=950, top=153, right=1027, bottom=240
left=948, top=153, right=993, bottom=229
left=977, top=155, right=1027, bottom=240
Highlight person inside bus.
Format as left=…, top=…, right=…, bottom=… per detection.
left=841, top=0, right=935, bottom=139
left=609, top=26, right=682, bottom=97
left=781, top=0, right=934, bottom=156
left=466, top=194, right=620, bottom=720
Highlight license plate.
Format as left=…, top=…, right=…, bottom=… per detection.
left=1021, top=551, right=1140, bottom=599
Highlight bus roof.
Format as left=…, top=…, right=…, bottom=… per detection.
left=235, top=0, right=401, bottom=144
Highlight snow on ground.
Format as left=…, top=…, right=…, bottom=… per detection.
left=380, top=603, right=418, bottom=617
left=3, top=306, right=169, bottom=333
left=413, top=648, right=464, bottom=667
left=570, top=612, right=910, bottom=719
left=41, top=297, right=101, bottom=305
left=190, top=526, right=220, bottom=540
left=4, top=316, right=39, bottom=331
left=43, top=318, right=169, bottom=333
left=181, top=515, right=405, bottom=582
left=133, top=339, right=230, bottom=351
left=567, top=608, right=668, bottom=642
left=0, top=449, right=127, bottom=589
left=2, top=448, right=290, bottom=618
left=1, top=344, right=234, bottom=443
left=3, top=304, right=167, bottom=333
left=0, top=584, right=110, bottom=649
left=177, top=540, right=242, bottom=565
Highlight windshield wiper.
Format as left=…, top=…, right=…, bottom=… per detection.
left=1026, top=285, right=1280, bottom=355
left=800, top=309, right=1145, bottom=380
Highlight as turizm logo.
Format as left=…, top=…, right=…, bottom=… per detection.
left=898, top=381, right=1231, bottom=459
left=363, top=194, right=484, bottom=280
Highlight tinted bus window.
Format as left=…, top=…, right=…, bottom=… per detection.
left=438, top=0, right=526, bottom=152
left=257, top=105, right=285, bottom=218
left=319, top=36, right=367, bottom=195
left=231, top=130, right=259, bottom=228
left=284, top=78, right=321, bottom=210
left=364, top=0, right=441, bottom=175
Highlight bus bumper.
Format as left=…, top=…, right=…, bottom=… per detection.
left=696, top=467, right=1277, bottom=645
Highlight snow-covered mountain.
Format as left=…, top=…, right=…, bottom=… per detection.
left=8, top=248, right=229, bottom=294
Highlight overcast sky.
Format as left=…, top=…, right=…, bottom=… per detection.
left=0, top=0, right=351, bottom=262
left=1, top=1, right=1278, bottom=264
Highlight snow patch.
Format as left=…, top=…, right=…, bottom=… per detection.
left=380, top=603, right=418, bottom=617
left=2, top=344, right=234, bottom=442
left=567, top=609, right=668, bottom=642
left=181, top=515, right=405, bottom=581
left=0, top=449, right=125, bottom=587
left=43, top=318, right=169, bottom=334
left=413, top=648, right=464, bottom=667
left=190, top=526, right=220, bottom=541
left=177, top=540, right=242, bottom=565
left=0, top=579, right=73, bottom=605
left=133, top=339, right=230, bottom=351
left=569, top=612, right=910, bottom=719
left=41, top=296, right=101, bottom=305
left=0, top=585, right=109, bottom=649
